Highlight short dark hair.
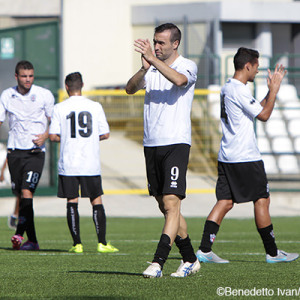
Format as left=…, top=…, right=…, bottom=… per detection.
left=65, top=72, right=83, bottom=92
left=234, top=47, right=259, bottom=71
left=155, top=23, right=181, bottom=45
left=15, top=60, right=34, bottom=75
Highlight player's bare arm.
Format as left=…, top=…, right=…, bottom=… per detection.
left=33, top=131, right=49, bottom=147
left=32, top=117, right=51, bottom=147
left=126, top=40, right=152, bottom=95
left=125, top=67, right=147, bottom=95
left=135, top=38, right=187, bottom=87
left=257, top=64, right=286, bottom=122
left=99, top=132, right=109, bottom=141
left=0, top=158, right=7, bottom=182
left=49, top=134, right=61, bottom=142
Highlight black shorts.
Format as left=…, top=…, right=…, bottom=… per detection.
left=216, top=160, right=269, bottom=203
left=144, top=143, right=190, bottom=199
left=7, top=149, right=45, bottom=195
left=58, top=175, right=103, bottom=199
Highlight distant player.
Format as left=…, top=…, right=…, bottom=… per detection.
left=49, top=72, right=118, bottom=253
left=126, top=23, right=200, bottom=277
left=0, top=60, right=55, bottom=250
left=196, top=47, right=299, bottom=264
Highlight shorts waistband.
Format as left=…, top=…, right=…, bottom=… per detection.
left=7, top=148, right=43, bottom=153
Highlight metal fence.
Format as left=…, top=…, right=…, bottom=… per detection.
left=58, top=89, right=222, bottom=177
left=1, top=87, right=298, bottom=196
left=58, top=88, right=300, bottom=191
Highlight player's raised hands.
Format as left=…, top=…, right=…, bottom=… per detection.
left=134, top=39, right=154, bottom=69
left=267, top=64, right=287, bottom=94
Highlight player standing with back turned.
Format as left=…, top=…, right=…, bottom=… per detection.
left=49, top=72, right=118, bottom=254
left=126, top=23, right=200, bottom=278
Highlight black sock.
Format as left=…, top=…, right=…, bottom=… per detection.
left=24, top=199, right=37, bottom=243
left=152, top=234, right=171, bottom=269
left=175, top=235, right=197, bottom=263
left=257, top=224, right=278, bottom=256
left=16, top=198, right=32, bottom=238
left=67, top=202, right=81, bottom=246
left=199, top=220, right=220, bottom=252
left=93, top=204, right=106, bottom=245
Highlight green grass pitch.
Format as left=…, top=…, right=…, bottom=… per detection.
left=0, top=216, right=299, bottom=299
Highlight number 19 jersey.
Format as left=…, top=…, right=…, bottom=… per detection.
left=49, top=96, right=109, bottom=176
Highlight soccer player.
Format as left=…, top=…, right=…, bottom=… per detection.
left=49, top=72, right=118, bottom=254
left=126, top=23, right=200, bottom=277
left=196, top=47, right=299, bottom=264
left=0, top=60, right=55, bottom=250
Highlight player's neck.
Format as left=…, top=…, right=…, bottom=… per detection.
left=17, top=86, right=31, bottom=95
left=164, top=51, right=179, bottom=66
left=68, top=91, right=82, bottom=97
left=233, top=71, right=247, bottom=85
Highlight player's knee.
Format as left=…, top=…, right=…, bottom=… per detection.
left=255, top=197, right=270, bottom=209
left=19, top=197, right=33, bottom=209
left=218, top=199, right=233, bottom=212
left=21, top=189, right=33, bottom=199
left=227, top=201, right=234, bottom=211
left=162, top=196, right=180, bottom=216
left=158, top=202, right=166, bottom=214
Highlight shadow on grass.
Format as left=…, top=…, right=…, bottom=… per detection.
left=228, top=259, right=264, bottom=263
left=0, top=247, right=67, bottom=252
left=68, top=270, right=142, bottom=276
left=40, top=249, right=68, bottom=252
left=2, top=297, right=133, bottom=300
left=168, top=256, right=264, bottom=263
left=168, top=256, right=266, bottom=266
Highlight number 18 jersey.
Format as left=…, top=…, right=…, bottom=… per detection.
left=49, top=96, right=109, bottom=176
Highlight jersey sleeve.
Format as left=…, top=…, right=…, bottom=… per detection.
left=237, top=85, right=263, bottom=118
left=177, top=59, right=197, bottom=88
left=97, top=103, right=109, bottom=135
left=0, top=91, right=7, bottom=122
left=44, top=90, right=55, bottom=118
left=49, top=105, right=61, bottom=135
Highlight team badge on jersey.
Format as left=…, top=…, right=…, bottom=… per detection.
left=31, top=95, right=36, bottom=102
